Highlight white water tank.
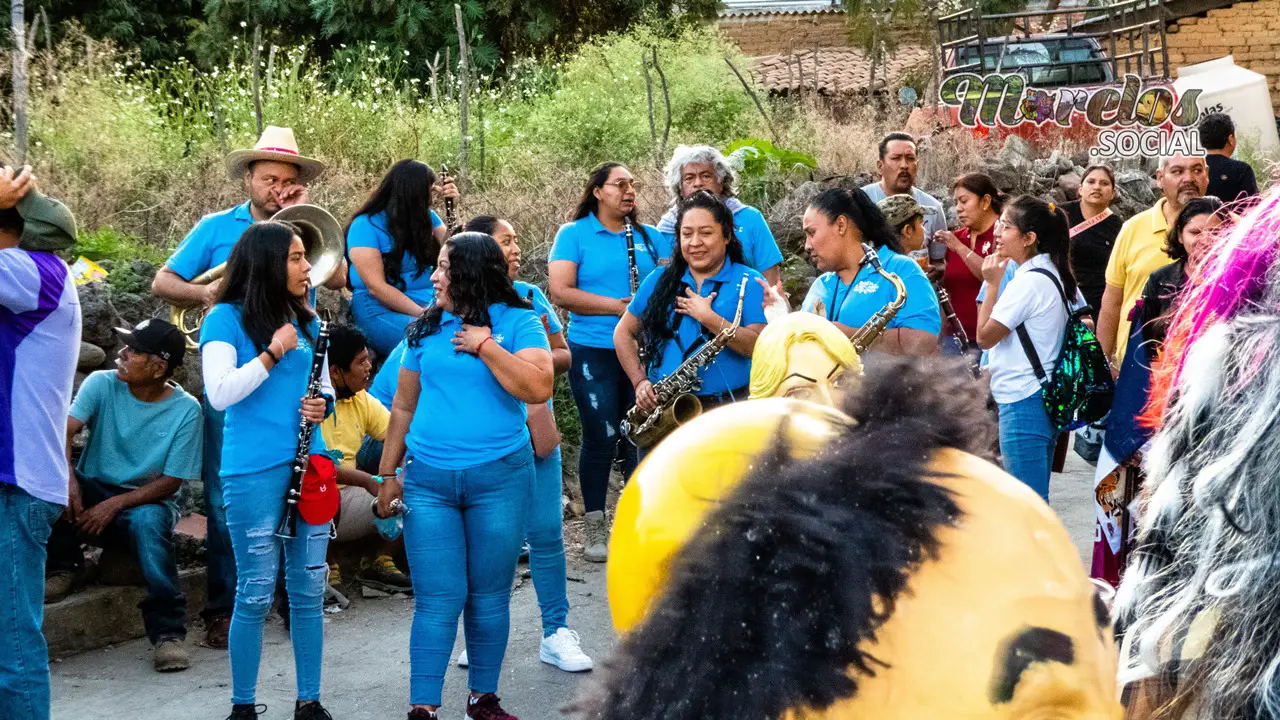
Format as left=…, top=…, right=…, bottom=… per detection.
left=1174, top=56, right=1280, bottom=158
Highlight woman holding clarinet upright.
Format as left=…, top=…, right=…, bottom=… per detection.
left=200, top=222, right=337, bottom=720
left=547, top=162, right=671, bottom=563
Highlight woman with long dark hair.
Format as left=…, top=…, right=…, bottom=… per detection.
left=799, top=188, right=941, bottom=355
left=936, top=173, right=1004, bottom=343
left=615, top=191, right=767, bottom=440
left=1065, top=165, right=1121, bottom=313
left=199, top=222, right=335, bottom=720
left=458, top=216, right=593, bottom=672
left=976, top=196, right=1085, bottom=500
left=347, top=159, right=459, bottom=356
left=547, top=162, right=671, bottom=563
left=376, top=232, right=553, bottom=720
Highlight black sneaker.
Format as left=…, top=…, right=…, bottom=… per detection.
left=226, top=704, right=266, bottom=720
left=295, top=700, right=334, bottom=720
left=407, top=709, right=438, bottom=720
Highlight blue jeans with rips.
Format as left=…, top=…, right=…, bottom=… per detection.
left=46, top=475, right=186, bottom=644
left=567, top=342, right=637, bottom=514
left=402, top=446, right=534, bottom=706
left=202, top=398, right=236, bottom=620
left=0, top=484, right=63, bottom=720
left=998, top=390, right=1056, bottom=502
left=222, top=464, right=330, bottom=705
left=528, top=447, right=568, bottom=636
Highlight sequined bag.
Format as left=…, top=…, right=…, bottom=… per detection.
left=1015, top=268, right=1115, bottom=433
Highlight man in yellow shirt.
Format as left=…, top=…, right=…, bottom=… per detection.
left=320, top=325, right=410, bottom=594
left=1096, top=155, right=1208, bottom=369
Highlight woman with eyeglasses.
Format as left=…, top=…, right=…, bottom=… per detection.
left=547, top=162, right=671, bottom=564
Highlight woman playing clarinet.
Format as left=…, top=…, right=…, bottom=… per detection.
left=200, top=222, right=336, bottom=720
left=547, top=162, right=670, bottom=563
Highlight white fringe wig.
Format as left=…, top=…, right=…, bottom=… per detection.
left=1115, top=303, right=1280, bottom=719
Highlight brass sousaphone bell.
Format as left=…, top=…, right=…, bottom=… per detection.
left=171, top=204, right=345, bottom=350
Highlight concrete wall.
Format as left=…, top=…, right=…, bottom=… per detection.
left=1165, top=1, right=1280, bottom=109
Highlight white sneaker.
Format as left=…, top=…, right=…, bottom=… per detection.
left=457, top=648, right=468, bottom=668
left=539, top=628, right=593, bottom=672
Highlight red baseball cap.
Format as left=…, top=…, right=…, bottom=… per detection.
left=298, top=454, right=339, bottom=526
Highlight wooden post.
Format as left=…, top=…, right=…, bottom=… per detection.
left=12, top=0, right=28, bottom=165
left=251, top=24, right=264, bottom=135
left=454, top=4, right=470, bottom=178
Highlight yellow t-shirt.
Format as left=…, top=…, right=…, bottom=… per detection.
left=1104, top=198, right=1173, bottom=365
left=319, top=390, right=389, bottom=469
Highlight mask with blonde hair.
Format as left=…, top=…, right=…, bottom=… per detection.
left=748, top=312, right=861, bottom=405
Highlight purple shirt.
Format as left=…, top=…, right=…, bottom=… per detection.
left=0, top=247, right=80, bottom=504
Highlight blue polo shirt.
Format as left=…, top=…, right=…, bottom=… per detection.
left=199, top=305, right=328, bottom=476
left=801, top=247, right=942, bottom=335
left=369, top=340, right=407, bottom=410
left=346, top=210, right=443, bottom=306
left=167, top=202, right=256, bottom=281
left=401, top=303, right=551, bottom=469
left=548, top=213, right=671, bottom=349
left=659, top=204, right=783, bottom=274
left=627, top=260, right=767, bottom=395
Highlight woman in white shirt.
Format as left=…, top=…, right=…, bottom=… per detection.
left=976, top=195, right=1083, bottom=500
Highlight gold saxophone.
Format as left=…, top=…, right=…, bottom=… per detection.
left=847, top=243, right=906, bottom=355
left=622, top=276, right=750, bottom=449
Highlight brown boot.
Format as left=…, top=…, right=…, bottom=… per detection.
left=583, top=511, right=608, bottom=563
left=153, top=638, right=190, bottom=672
left=205, top=614, right=231, bottom=649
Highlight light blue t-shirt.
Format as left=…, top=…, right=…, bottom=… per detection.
left=346, top=210, right=443, bottom=306
left=627, top=260, right=767, bottom=395
left=369, top=340, right=407, bottom=411
left=200, top=305, right=328, bottom=476
left=401, top=303, right=551, bottom=469
left=1, top=248, right=80, bottom=505
left=801, top=247, right=942, bottom=335
left=167, top=202, right=256, bottom=281
left=658, top=204, right=784, bottom=274
left=860, top=183, right=947, bottom=242
left=70, top=371, right=203, bottom=503
left=548, top=213, right=671, bottom=349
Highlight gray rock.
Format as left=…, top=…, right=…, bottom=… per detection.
left=77, top=342, right=106, bottom=371
left=997, top=135, right=1034, bottom=168
left=1058, top=172, right=1082, bottom=200
left=980, top=160, right=1026, bottom=194
left=1113, top=168, right=1156, bottom=221
left=767, top=180, right=826, bottom=256
left=77, top=282, right=123, bottom=348
left=110, top=291, right=165, bottom=328
left=72, top=372, right=88, bottom=400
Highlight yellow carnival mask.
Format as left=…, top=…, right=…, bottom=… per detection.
left=748, top=311, right=861, bottom=404
left=602, top=381, right=1119, bottom=720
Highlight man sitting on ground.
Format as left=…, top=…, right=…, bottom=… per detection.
left=46, top=319, right=202, bottom=673
left=319, top=324, right=411, bottom=595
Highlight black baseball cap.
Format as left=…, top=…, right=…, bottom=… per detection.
left=114, top=319, right=186, bottom=368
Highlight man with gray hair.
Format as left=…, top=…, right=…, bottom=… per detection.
left=658, top=144, right=783, bottom=284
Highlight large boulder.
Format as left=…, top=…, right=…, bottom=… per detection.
left=77, top=282, right=123, bottom=348
left=1113, top=169, right=1156, bottom=222
left=77, top=342, right=106, bottom=372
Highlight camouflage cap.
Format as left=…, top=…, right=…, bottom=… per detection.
left=877, top=194, right=926, bottom=229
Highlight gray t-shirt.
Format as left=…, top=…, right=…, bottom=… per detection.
left=861, top=182, right=947, bottom=242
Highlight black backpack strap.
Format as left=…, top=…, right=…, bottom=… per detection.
left=1016, top=325, right=1048, bottom=382
left=1015, top=267, right=1071, bottom=384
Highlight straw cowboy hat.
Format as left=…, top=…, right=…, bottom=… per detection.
left=225, top=126, right=325, bottom=184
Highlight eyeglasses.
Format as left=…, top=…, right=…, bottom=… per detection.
left=994, top=219, right=1010, bottom=232
left=604, top=179, right=643, bottom=192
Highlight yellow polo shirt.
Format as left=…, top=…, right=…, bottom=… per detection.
left=319, top=390, right=389, bottom=469
left=1105, top=198, right=1173, bottom=365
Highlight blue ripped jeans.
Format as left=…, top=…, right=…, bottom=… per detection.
left=567, top=342, right=637, bottom=513
left=0, top=484, right=62, bottom=720
left=222, top=464, right=330, bottom=705
left=528, top=447, right=568, bottom=636
left=402, top=447, right=534, bottom=706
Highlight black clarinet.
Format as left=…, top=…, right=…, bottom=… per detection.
left=276, top=320, right=331, bottom=539
left=933, top=283, right=981, bottom=378
left=624, top=218, right=639, bottom=295
left=441, top=163, right=459, bottom=235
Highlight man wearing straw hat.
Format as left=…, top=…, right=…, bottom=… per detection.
left=150, top=126, right=346, bottom=650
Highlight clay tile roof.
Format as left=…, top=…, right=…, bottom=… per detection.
left=753, top=46, right=932, bottom=94
left=722, top=0, right=844, bottom=17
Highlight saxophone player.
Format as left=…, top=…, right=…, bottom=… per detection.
left=614, top=192, right=768, bottom=447
left=799, top=188, right=941, bottom=356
